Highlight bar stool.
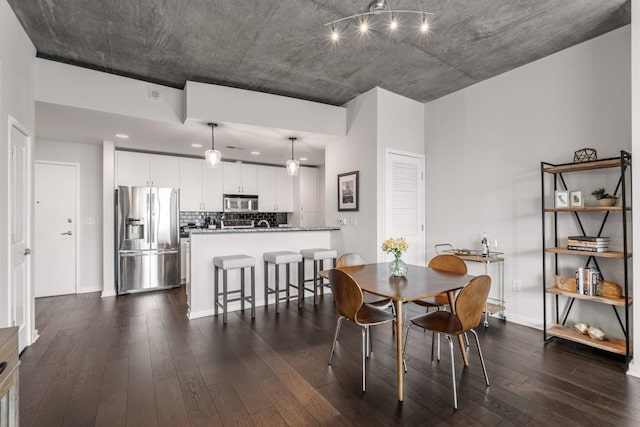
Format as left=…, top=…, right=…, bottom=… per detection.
left=300, top=248, right=338, bottom=305
left=213, top=255, right=256, bottom=324
left=263, top=251, right=303, bottom=312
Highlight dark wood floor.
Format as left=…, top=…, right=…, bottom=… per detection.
left=19, top=286, right=640, bottom=426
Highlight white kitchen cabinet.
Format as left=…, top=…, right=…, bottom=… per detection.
left=116, top=151, right=149, bottom=187
left=116, top=151, right=179, bottom=188
left=179, top=158, right=224, bottom=212
left=179, top=158, right=203, bottom=211
left=258, top=165, right=294, bottom=212
left=202, top=163, right=224, bottom=211
left=299, top=166, right=318, bottom=212
left=223, top=162, right=258, bottom=194
left=258, top=165, right=277, bottom=212
left=180, top=238, right=188, bottom=282
left=276, top=167, right=294, bottom=212
left=149, top=154, right=180, bottom=188
left=292, top=166, right=318, bottom=226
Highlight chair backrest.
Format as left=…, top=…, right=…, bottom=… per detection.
left=455, top=275, right=491, bottom=331
left=327, top=269, right=364, bottom=320
left=428, top=254, right=467, bottom=275
left=434, top=243, right=455, bottom=255
left=336, top=253, right=367, bottom=268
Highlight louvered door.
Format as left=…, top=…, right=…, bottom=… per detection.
left=384, top=151, right=425, bottom=265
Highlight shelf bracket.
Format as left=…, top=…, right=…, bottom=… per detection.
left=612, top=306, right=628, bottom=340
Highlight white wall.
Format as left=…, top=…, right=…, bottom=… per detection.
left=36, top=59, right=184, bottom=124
left=325, top=87, right=426, bottom=263
left=0, top=0, right=36, bottom=329
left=425, top=26, right=631, bottom=334
left=34, top=139, right=104, bottom=293
left=325, top=89, right=379, bottom=261
left=185, top=81, right=346, bottom=136
left=376, top=88, right=425, bottom=261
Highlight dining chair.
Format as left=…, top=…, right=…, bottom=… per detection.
left=404, top=275, right=491, bottom=410
left=327, top=268, right=396, bottom=392
left=414, top=254, right=468, bottom=361
left=336, top=253, right=393, bottom=311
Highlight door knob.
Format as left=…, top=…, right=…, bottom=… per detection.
left=61, top=231, right=73, bottom=236
left=24, top=248, right=31, bottom=255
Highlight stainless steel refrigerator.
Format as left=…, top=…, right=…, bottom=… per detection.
left=116, top=186, right=180, bottom=294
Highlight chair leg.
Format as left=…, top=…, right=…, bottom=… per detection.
left=250, top=266, right=256, bottom=319
left=361, top=326, right=367, bottom=392
left=214, top=266, right=219, bottom=317
left=403, top=324, right=412, bottom=373
left=445, top=335, right=458, bottom=410
left=263, top=261, right=269, bottom=307
left=464, top=332, right=470, bottom=349
left=470, top=329, right=490, bottom=387
left=275, top=264, right=280, bottom=314
left=240, top=267, right=245, bottom=312
left=328, top=317, right=344, bottom=365
left=313, top=260, right=318, bottom=305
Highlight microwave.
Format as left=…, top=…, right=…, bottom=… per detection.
left=223, top=195, right=259, bottom=212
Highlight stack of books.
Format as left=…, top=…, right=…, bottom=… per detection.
left=567, top=236, right=609, bottom=253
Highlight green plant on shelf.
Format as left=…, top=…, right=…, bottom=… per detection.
left=591, top=188, right=617, bottom=200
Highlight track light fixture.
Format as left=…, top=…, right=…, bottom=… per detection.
left=326, top=0, right=432, bottom=44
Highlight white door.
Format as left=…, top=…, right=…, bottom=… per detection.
left=9, top=118, right=32, bottom=352
left=384, top=150, right=425, bottom=266
left=299, top=167, right=318, bottom=212
left=34, top=162, right=77, bottom=297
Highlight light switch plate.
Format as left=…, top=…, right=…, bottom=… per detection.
left=339, top=218, right=347, bottom=225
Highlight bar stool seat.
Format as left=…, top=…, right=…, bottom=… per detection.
left=213, top=255, right=256, bottom=324
left=300, top=248, right=338, bottom=261
left=264, top=251, right=303, bottom=312
left=300, top=248, right=338, bottom=305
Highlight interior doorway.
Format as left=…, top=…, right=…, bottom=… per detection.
left=384, top=149, right=425, bottom=266
left=8, top=117, right=33, bottom=352
left=34, top=162, right=78, bottom=297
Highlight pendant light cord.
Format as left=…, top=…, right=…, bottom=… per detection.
left=209, top=123, right=217, bottom=150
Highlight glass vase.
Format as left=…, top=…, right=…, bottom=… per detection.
left=389, top=255, right=408, bottom=277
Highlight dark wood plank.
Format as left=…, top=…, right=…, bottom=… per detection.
left=19, top=287, right=640, bottom=427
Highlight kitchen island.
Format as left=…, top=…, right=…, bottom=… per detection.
left=187, top=227, right=341, bottom=319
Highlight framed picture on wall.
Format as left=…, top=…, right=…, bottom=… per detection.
left=555, top=190, right=569, bottom=208
left=338, top=171, right=359, bottom=211
left=570, top=191, right=584, bottom=208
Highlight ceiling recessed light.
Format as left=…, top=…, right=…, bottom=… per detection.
left=299, top=157, right=308, bottom=161
left=115, top=133, right=129, bottom=139
left=250, top=151, right=260, bottom=155
left=191, top=143, right=203, bottom=148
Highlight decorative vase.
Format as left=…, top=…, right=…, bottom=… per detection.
left=389, top=255, right=408, bottom=277
left=599, top=198, right=616, bottom=207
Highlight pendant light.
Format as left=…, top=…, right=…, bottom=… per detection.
left=205, top=123, right=221, bottom=168
left=286, top=137, right=300, bottom=176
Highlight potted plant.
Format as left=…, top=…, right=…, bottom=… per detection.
left=591, top=188, right=618, bottom=207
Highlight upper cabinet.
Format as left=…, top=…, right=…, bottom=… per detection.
left=179, top=158, right=224, bottom=212
left=298, top=166, right=318, bottom=212
left=116, top=151, right=179, bottom=188
left=223, top=163, right=258, bottom=194
left=258, top=165, right=294, bottom=212
left=201, top=163, right=224, bottom=212
left=291, top=166, right=319, bottom=226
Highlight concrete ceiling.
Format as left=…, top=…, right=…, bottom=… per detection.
left=8, top=0, right=631, bottom=106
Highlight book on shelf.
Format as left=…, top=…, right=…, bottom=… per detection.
left=567, top=236, right=609, bottom=242
left=567, top=245, right=608, bottom=253
left=566, top=240, right=608, bottom=248
left=576, top=267, right=601, bottom=296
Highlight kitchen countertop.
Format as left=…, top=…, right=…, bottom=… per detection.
left=188, top=226, right=340, bottom=235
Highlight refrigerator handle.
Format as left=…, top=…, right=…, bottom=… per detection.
left=150, top=188, right=156, bottom=244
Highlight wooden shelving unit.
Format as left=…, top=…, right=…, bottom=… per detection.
left=541, top=151, right=632, bottom=363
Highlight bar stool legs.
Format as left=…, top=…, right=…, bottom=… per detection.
left=263, top=251, right=303, bottom=313
left=213, top=255, right=256, bottom=324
